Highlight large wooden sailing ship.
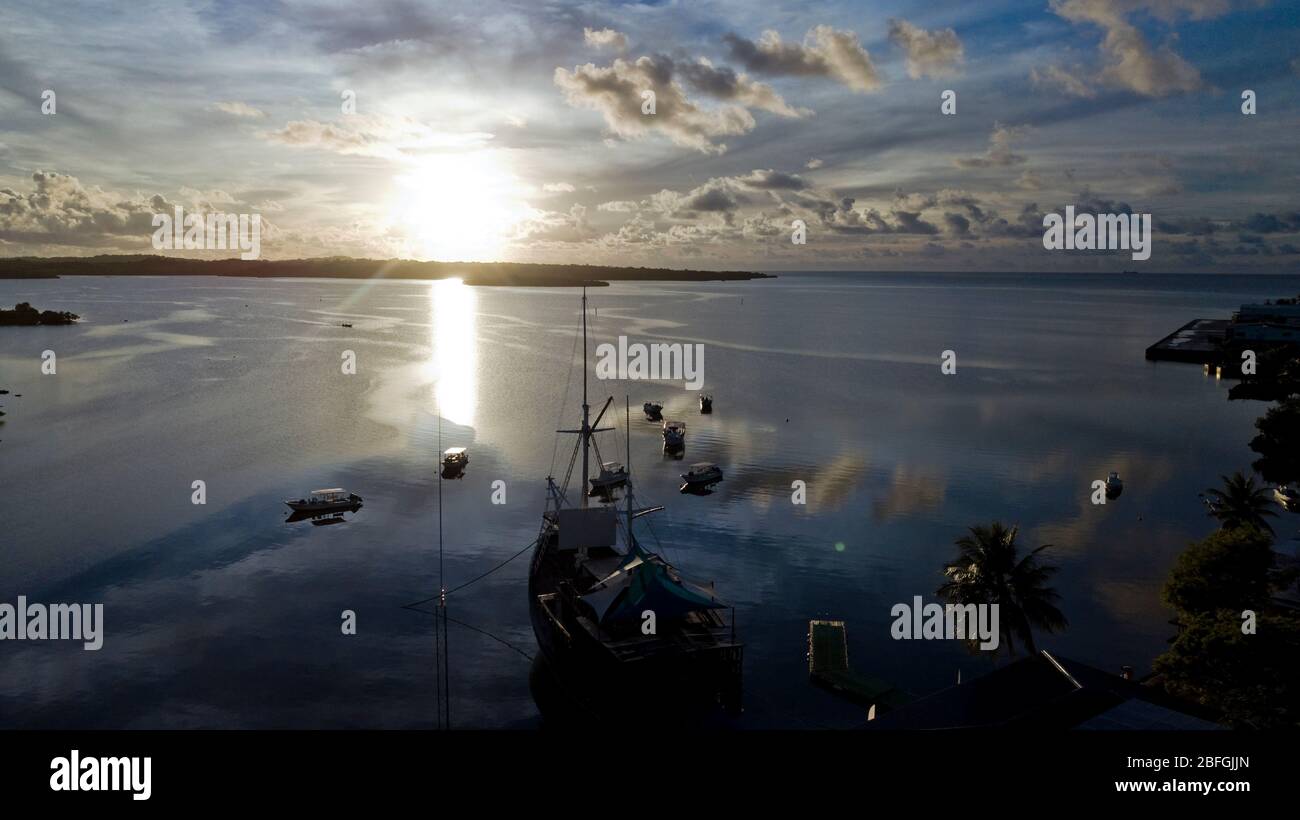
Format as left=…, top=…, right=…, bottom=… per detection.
left=528, top=290, right=743, bottom=719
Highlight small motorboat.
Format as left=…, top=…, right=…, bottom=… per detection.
left=1275, top=485, right=1298, bottom=512
left=589, top=461, right=629, bottom=494
left=662, top=420, right=686, bottom=449
left=442, top=447, right=469, bottom=476
left=698, top=394, right=713, bottom=414
left=643, top=401, right=664, bottom=421
left=680, top=462, right=723, bottom=488
left=285, top=488, right=363, bottom=513
left=341, top=322, right=353, bottom=328
left=1105, top=472, right=1123, bottom=499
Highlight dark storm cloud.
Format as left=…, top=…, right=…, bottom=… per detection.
left=735, top=169, right=808, bottom=190
left=722, top=26, right=883, bottom=92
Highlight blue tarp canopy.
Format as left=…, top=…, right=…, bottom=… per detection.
left=581, top=551, right=723, bottom=627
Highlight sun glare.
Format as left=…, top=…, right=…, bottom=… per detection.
left=429, top=278, right=478, bottom=428
left=389, top=152, right=529, bottom=263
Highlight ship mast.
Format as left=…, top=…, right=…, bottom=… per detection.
left=581, top=287, right=590, bottom=510
left=625, top=395, right=634, bottom=550
left=556, top=288, right=613, bottom=522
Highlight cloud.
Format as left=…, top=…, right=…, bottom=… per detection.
left=554, top=55, right=756, bottom=154
left=1049, top=0, right=1210, bottom=97
left=805, top=158, right=824, bottom=169
left=261, top=115, right=493, bottom=159
left=545, top=164, right=1295, bottom=268
left=1235, top=212, right=1300, bottom=233
left=887, top=19, right=964, bottom=79
left=0, top=171, right=160, bottom=247
left=734, top=169, right=808, bottom=190
left=512, top=203, right=593, bottom=243
left=543, top=182, right=576, bottom=193
left=821, top=197, right=941, bottom=235
left=723, top=26, right=883, bottom=92
left=584, top=27, right=628, bottom=52
left=954, top=123, right=1031, bottom=169
left=0, top=171, right=282, bottom=252
left=676, top=57, right=810, bottom=118
left=1016, top=170, right=1045, bottom=190
left=1159, top=211, right=1300, bottom=237
left=944, top=212, right=972, bottom=236
left=645, top=169, right=814, bottom=219
left=210, top=101, right=267, bottom=119
left=1030, top=64, right=1098, bottom=98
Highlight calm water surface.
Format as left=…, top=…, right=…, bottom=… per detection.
left=2, top=272, right=1299, bottom=728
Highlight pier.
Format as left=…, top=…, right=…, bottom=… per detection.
left=807, top=620, right=912, bottom=714
left=1144, top=318, right=1229, bottom=364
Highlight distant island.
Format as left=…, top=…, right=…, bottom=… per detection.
left=0, top=302, right=80, bottom=326
left=0, top=255, right=772, bottom=287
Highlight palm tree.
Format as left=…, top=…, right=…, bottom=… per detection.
left=937, top=522, right=1068, bottom=657
left=1203, top=470, right=1276, bottom=536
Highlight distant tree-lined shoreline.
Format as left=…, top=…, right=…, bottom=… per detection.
left=0, top=254, right=771, bottom=286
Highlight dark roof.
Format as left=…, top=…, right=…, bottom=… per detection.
left=863, top=652, right=1221, bottom=730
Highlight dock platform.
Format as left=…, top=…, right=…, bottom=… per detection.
left=808, top=620, right=912, bottom=713
left=1145, top=318, right=1229, bottom=363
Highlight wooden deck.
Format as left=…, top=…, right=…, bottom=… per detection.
left=808, top=620, right=912, bottom=713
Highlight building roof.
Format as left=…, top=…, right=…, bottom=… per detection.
left=862, top=651, right=1221, bottom=730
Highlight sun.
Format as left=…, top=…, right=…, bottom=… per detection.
left=389, top=151, right=530, bottom=262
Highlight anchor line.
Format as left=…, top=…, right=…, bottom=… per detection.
left=402, top=536, right=540, bottom=611
left=406, top=606, right=536, bottom=664
left=435, top=409, right=445, bottom=729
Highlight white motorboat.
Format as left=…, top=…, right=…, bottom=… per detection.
left=443, top=447, right=469, bottom=470
left=662, top=420, right=686, bottom=448
left=285, top=488, right=363, bottom=513
left=643, top=401, right=664, bottom=420
left=680, top=462, right=723, bottom=487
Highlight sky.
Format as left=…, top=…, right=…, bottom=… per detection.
left=0, top=0, right=1298, bottom=271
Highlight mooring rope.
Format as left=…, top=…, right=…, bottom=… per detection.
left=402, top=536, right=540, bottom=610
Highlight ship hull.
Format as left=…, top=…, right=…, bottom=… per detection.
left=527, top=533, right=742, bottom=722
left=285, top=497, right=362, bottom=513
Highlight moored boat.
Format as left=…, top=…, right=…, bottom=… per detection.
left=662, top=419, right=686, bottom=449
left=285, top=488, right=363, bottom=513
left=1105, top=471, right=1123, bottom=498
left=681, top=462, right=723, bottom=487
left=589, top=460, right=629, bottom=494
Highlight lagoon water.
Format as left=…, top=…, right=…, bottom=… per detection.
left=2, top=272, right=1299, bottom=728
